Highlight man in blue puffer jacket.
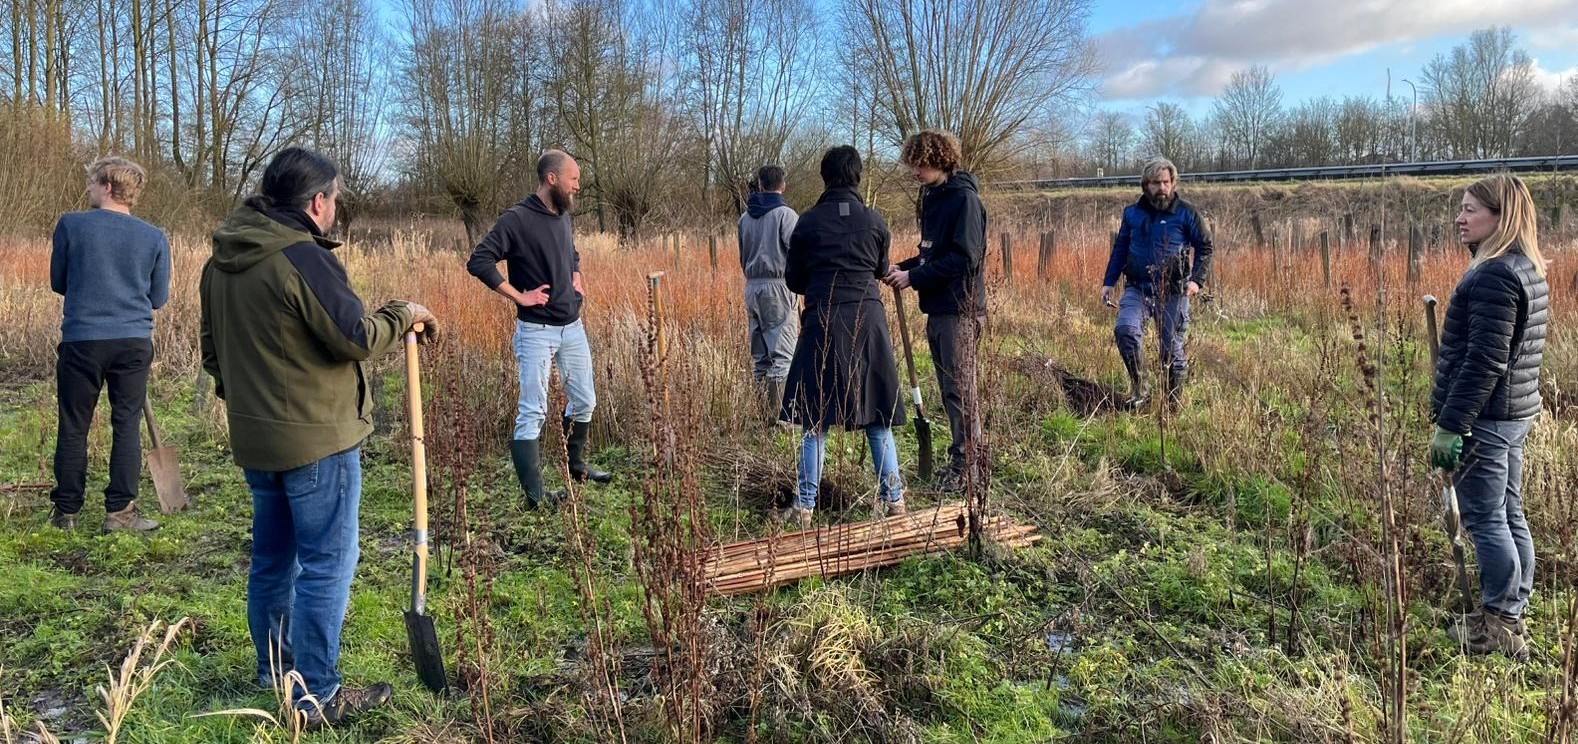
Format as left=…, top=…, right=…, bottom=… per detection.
left=1100, top=157, right=1213, bottom=408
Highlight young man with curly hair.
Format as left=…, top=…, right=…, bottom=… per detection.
left=884, top=130, right=987, bottom=492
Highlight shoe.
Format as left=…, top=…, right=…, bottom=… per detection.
left=301, top=682, right=393, bottom=730
left=1454, top=610, right=1530, bottom=661
left=777, top=506, right=814, bottom=531
left=765, top=379, right=786, bottom=427
left=49, top=507, right=77, bottom=530
left=880, top=499, right=907, bottom=517
left=563, top=418, right=612, bottom=484
left=103, top=502, right=158, bottom=533
left=935, top=465, right=964, bottom=494
left=510, top=439, right=566, bottom=509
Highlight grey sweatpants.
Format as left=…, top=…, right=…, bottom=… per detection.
left=746, top=278, right=799, bottom=381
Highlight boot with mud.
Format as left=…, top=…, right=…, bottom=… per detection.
left=562, top=418, right=612, bottom=484
left=301, top=682, right=393, bottom=730
left=776, top=506, right=814, bottom=531
left=1449, top=609, right=1530, bottom=661
left=104, top=501, right=158, bottom=533
left=1121, top=352, right=1150, bottom=409
left=49, top=506, right=78, bottom=530
left=510, top=439, right=565, bottom=510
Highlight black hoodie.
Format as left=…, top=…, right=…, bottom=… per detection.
left=466, top=194, right=583, bottom=325
left=896, top=171, right=988, bottom=316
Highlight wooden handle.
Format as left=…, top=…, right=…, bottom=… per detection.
left=891, top=286, right=921, bottom=392
left=404, top=327, right=430, bottom=610
left=142, top=395, right=164, bottom=449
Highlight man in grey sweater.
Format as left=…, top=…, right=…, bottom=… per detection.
left=739, top=165, right=800, bottom=422
left=49, top=157, right=170, bottom=533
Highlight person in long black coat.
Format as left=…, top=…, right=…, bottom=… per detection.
left=778, top=146, right=906, bottom=527
left=1431, top=173, right=1548, bottom=661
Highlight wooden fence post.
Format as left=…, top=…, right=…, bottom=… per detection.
left=708, top=235, right=718, bottom=269
left=1320, top=231, right=1332, bottom=289
left=1000, top=232, right=1013, bottom=284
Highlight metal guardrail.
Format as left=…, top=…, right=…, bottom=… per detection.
left=1001, top=155, right=1578, bottom=190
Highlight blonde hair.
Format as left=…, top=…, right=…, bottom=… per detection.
left=1141, top=157, right=1177, bottom=184
left=1465, top=174, right=1544, bottom=276
left=86, top=156, right=147, bottom=207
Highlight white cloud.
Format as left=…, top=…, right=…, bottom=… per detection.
left=1528, top=25, right=1578, bottom=50
left=1096, top=0, right=1578, bottom=100
left=1530, top=59, right=1578, bottom=94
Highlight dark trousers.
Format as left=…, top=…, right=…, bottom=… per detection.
left=925, top=313, right=983, bottom=468
left=50, top=339, right=152, bottom=514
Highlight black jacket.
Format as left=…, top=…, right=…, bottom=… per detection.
left=466, top=195, right=583, bottom=325
left=897, top=171, right=987, bottom=316
left=786, top=187, right=890, bottom=306
left=1431, top=249, right=1548, bottom=434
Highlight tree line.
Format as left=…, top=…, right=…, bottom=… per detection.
left=1078, top=27, right=1578, bottom=178
left=2, top=2, right=1571, bottom=237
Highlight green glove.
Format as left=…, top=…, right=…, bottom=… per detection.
left=1430, top=426, right=1465, bottom=471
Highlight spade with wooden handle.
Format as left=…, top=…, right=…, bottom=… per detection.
left=403, top=323, right=447, bottom=693
left=1424, top=295, right=1473, bottom=614
left=143, top=395, right=187, bottom=514
left=891, top=287, right=934, bottom=482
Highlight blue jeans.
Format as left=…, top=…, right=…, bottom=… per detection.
left=1114, top=284, right=1190, bottom=372
left=514, top=319, right=597, bottom=440
left=244, top=447, right=362, bottom=706
left=1454, top=417, right=1536, bottom=619
left=798, top=425, right=903, bottom=510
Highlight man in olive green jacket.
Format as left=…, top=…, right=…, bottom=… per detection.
left=200, top=147, right=436, bottom=729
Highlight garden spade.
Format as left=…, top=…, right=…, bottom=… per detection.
left=403, top=323, right=447, bottom=693
left=891, top=287, right=934, bottom=482
left=1424, top=295, right=1473, bottom=614
left=142, top=395, right=187, bottom=514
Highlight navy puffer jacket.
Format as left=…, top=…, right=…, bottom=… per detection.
left=1430, top=249, right=1548, bottom=434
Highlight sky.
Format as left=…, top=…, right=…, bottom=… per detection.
left=1087, top=0, right=1578, bottom=117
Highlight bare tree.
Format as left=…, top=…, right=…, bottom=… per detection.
left=1086, top=110, right=1133, bottom=175
left=1212, top=64, right=1282, bottom=169
left=840, top=0, right=1095, bottom=176
left=1140, top=101, right=1196, bottom=167
left=1420, top=27, right=1541, bottom=159
left=401, top=0, right=538, bottom=244
left=679, top=0, right=820, bottom=216
left=292, top=0, right=391, bottom=231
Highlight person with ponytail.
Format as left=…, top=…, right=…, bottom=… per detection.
left=201, top=147, right=438, bottom=726
left=1431, top=173, right=1548, bottom=662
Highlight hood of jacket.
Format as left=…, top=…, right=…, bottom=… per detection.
left=210, top=198, right=341, bottom=274
left=746, top=191, right=788, bottom=218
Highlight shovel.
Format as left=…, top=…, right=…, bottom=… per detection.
left=143, top=395, right=187, bottom=514
left=1424, top=295, right=1473, bottom=614
left=891, top=287, right=934, bottom=482
left=403, top=323, right=447, bottom=693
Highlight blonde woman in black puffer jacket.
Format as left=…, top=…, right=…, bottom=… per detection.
left=1430, top=173, right=1548, bottom=661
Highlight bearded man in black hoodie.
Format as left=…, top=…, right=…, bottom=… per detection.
left=467, top=150, right=612, bottom=508
left=884, top=130, right=987, bottom=492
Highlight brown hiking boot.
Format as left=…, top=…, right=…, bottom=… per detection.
left=49, top=507, right=77, bottom=530
left=880, top=499, right=907, bottom=517
left=302, top=682, right=393, bottom=730
left=104, top=502, right=159, bottom=533
left=1454, top=611, right=1529, bottom=661
left=776, top=507, right=813, bottom=532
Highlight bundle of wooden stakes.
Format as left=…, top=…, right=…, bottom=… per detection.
left=700, top=502, right=1041, bottom=597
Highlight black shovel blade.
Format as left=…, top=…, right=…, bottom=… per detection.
left=914, top=413, right=934, bottom=482
left=404, top=610, right=447, bottom=693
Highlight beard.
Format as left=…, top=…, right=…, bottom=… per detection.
left=1147, top=191, right=1174, bottom=209
left=549, top=184, right=574, bottom=214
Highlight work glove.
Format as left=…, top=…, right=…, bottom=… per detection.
left=1430, top=426, right=1465, bottom=471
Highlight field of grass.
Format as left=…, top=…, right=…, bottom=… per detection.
left=2, top=211, right=1578, bottom=743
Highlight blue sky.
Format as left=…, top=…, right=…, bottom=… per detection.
left=1086, top=0, right=1578, bottom=117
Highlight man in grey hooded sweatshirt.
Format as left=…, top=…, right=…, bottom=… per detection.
left=739, top=164, right=800, bottom=422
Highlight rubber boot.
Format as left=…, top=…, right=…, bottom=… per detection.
left=510, top=439, right=564, bottom=509
left=1121, top=352, right=1150, bottom=409
left=766, top=379, right=785, bottom=426
left=1166, top=367, right=1187, bottom=410
left=563, top=417, right=612, bottom=484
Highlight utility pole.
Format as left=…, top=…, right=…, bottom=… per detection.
left=1401, top=78, right=1419, bottom=162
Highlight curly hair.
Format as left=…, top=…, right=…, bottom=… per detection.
left=86, top=157, right=147, bottom=207
left=900, top=130, right=962, bottom=173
